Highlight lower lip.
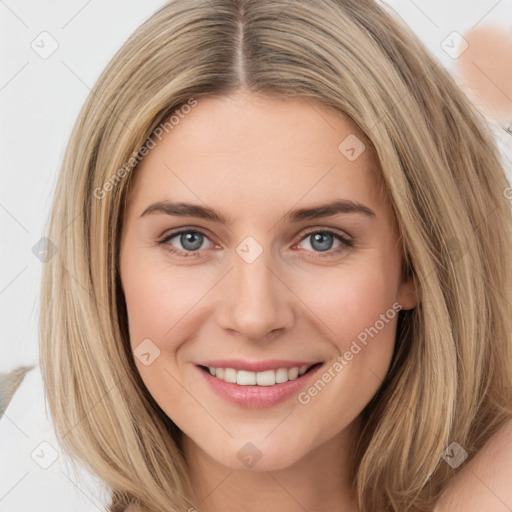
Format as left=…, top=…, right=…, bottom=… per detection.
left=196, top=363, right=323, bottom=408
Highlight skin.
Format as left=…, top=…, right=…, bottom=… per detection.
left=434, top=418, right=512, bottom=511
left=119, top=91, right=418, bottom=512
left=456, top=26, right=512, bottom=125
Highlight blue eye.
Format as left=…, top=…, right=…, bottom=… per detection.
left=301, top=232, right=340, bottom=252
left=159, top=229, right=214, bottom=257
left=158, top=228, right=353, bottom=259
left=294, top=230, right=354, bottom=259
left=173, top=231, right=205, bottom=251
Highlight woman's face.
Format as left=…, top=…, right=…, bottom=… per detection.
left=119, top=91, right=417, bottom=472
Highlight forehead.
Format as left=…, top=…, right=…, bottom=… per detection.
left=127, top=93, right=390, bottom=221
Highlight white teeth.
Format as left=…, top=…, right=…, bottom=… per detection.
left=224, top=368, right=237, bottom=383
left=275, top=368, right=289, bottom=383
left=298, top=365, right=309, bottom=376
left=206, top=364, right=316, bottom=386
left=288, top=367, right=299, bottom=380
left=237, top=370, right=256, bottom=385
left=256, top=370, right=275, bottom=386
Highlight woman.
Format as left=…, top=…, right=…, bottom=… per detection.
left=39, top=0, right=512, bottom=510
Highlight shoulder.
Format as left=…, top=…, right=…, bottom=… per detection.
left=435, top=418, right=512, bottom=511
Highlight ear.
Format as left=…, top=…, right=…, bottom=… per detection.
left=397, top=275, right=419, bottom=311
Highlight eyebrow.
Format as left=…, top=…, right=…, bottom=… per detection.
left=140, top=199, right=376, bottom=224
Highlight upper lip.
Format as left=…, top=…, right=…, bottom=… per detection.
left=196, top=359, right=322, bottom=372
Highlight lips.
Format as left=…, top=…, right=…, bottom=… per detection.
left=195, top=360, right=325, bottom=408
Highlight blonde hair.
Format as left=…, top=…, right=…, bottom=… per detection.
left=39, top=0, right=512, bottom=510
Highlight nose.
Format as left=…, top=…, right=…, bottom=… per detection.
left=217, top=247, right=295, bottom=342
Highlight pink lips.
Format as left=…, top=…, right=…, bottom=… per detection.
left=195, top=360, right=323, bottom=408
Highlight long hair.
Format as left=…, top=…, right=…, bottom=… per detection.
left=39, top=0, right=512, bottom=510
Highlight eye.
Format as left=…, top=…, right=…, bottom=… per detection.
left=294, top=229, right=354, bottom=258
left=158, top=228, right=216, bottom=258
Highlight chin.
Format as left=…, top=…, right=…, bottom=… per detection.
left=202, top=434, right=312, bottom=472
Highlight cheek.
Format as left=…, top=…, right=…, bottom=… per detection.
left=293, top=258, right=402, bottom=409
left=291, top=268, right=401, bottom=437
left=297, top=260, right=399, bottom=343
left=121, top=251, right=213, bottom=349
left=120, top=253, right=213, bottom=414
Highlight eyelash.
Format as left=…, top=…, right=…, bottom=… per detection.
left=157, top=227, right=354, bottom=260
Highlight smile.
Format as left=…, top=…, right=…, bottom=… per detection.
left=196, top=361, right=324, bottom=408
left=199, top=363, right=321, bottom=386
